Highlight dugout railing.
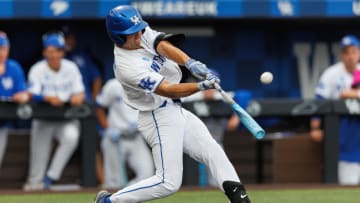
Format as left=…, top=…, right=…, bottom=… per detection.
left=0, top=101, right=97, bottom=188
left=0, top=99, right=357, bottom=186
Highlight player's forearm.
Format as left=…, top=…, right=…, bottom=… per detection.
left=96, top=107, right=109, bottom=129
left=156, top=40, right=190, bottom=66
left=92, top=78, right=102, bottom=99
left=155, top=82, right=200, bottom=98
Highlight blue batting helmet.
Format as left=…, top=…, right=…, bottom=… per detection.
left=106, top=5, right=148, bottom=46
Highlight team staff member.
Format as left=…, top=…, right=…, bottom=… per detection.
left=62, top=26, right=103, bottom=101
left=96, top=78, right=154, bottom=189
left=23, top=31, right=85, bottom=191
left=95, top=5, right=250, bottom=203
left=311, top=35, right=360, bottom=185
left=0, top=31, right=29, bottom=168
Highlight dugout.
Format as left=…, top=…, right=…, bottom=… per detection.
left=2, top=0, right=360, bottom=188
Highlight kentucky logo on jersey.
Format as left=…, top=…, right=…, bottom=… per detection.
left=150, top=55, right=166, bottom=72
left=138, top=77, right=156, bottom=91
left=1, top=77, right=13, bottom=90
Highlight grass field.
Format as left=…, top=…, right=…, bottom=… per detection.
left=1, top=188, right=360, bottom=203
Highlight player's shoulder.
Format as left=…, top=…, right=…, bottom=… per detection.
left=6, top=59, right=23, bottom=71
left=29, top=60, right=47, bottom=72
left=6, top=59, right=21, bottom=68
left=61, top=58, right=79, bottom=69
left=322, top=62, right=344, bottom=77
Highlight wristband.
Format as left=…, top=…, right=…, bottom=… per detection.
left=32, top=94, right=45, bottom=102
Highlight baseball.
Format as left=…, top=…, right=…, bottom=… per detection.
left=260, top=72, right=273, bottom=84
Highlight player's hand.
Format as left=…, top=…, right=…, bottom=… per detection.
left=198, top=74, right=218, bottom=91
left=70, top=94, right=85, bottom=106
left=45, top=96, right=64, bottom=106
left=185, top=59, right=210, bottom=80
left=310, top=128, right=323, bottom=142
left=12, top=92, right=30, bottom=104
left=104, top=127, right=121, bottom=142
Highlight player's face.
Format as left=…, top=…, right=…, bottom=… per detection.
left=0, top=46, right=9, bottom=64
left=123, top=31, right=142, bottom=50
left=341, top=46, right=360, bottom=71
left=43, top=46, right=64, bottom=71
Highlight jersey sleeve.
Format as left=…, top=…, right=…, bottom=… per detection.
left=315, top=70, right=334, bottom=99
left=140, top=27, right=164, bottom=54
left=71, top=64, right=85, bottom=94
left=96, top=80, right=116, bottom=108
left=11, top=61, right=27, bottom=92
left=27, top=65, right=42, bottom=95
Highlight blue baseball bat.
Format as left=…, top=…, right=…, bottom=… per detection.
left=214, top=83, right=266, bottom=139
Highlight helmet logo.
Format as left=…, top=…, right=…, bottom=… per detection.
left=130, top=15, right=141, bottom=25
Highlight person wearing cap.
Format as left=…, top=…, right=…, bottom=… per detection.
left=0, top=31, right=29, bottom=168
left=23, top=31, right=85, bottom=191
left=311, top=34, right=360, bottom=185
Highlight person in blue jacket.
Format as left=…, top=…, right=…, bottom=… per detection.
left=0, top=31, right=29, bottom=168
left=62, top=26, right=102, bottom=101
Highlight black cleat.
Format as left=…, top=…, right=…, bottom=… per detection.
left=94, top=190, right=112, bottom=203
left=223, top=181, right=251, bottom=203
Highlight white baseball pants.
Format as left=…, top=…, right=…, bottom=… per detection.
left=338, top=160, right=360, bottom=185
left=110, top=101, right=240, bottom=203
left=26, top=119, right=80, bottom=184
left=101, top=134, right=154, bottom=189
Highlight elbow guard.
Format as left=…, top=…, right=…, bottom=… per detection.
left=154, top=33, right=186, bottom=50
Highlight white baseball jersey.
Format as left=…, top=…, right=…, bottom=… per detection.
left=28, top=59, right=84, bottom=101
left=113, top=26, right=182, bottom=111
left=96, top=78, right=138, bottom=131
left=315, top=62, right=360, bottom=99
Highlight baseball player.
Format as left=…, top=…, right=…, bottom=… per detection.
left=96, top=78, right=154, bottom=189
left=311, top=35, right=360, bottom=185
left=23, top=31, right=85, bottom=191
left=0, top=31, right=29, bottom=168
left=95, top=5, right=250, bottom=203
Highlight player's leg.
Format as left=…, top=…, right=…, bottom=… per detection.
left=101, top=135, right=124, bottom=189
left=126, top=135, right=154, bottom=186
left=182, top=109, right=250, bottom=203
left=338, top=160, right=360, bottom=185
left=0, top=128, right=8, bottom=168
left=109, top=104, right=185, bottom=203
left=46, top=120, right=80, bottom=183
left=24, top=120, right=54, bottom=190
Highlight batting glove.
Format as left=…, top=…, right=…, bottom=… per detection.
left=185, top=59, right=210, bottom=80
left=104, top=127, right=121, bottom=142
left=198, top=74, right=218, bottom=91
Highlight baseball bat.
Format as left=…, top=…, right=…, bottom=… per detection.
left=214, top=83, right=266, bottom=139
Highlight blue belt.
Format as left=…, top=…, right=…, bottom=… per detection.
left=159, top=99, right=181, bottom=108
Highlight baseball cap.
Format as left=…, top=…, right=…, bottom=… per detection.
left=42, top=31, right=65, bottom=49
left=340, top=35, right=360, bottom=49
left=352, top=69, right=360, bottom=88
left=0, top=31, right=9, bottom=47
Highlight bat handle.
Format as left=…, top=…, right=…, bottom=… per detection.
left=214, top=83, right=236, bottom=104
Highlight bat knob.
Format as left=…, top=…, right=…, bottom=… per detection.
left=255, top=130, right=266, bottom=139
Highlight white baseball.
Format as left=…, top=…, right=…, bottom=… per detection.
left=260, top=72, right=273, bottom=84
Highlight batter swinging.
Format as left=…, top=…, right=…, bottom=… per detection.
left=95, top=5, right=250, bottom=203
